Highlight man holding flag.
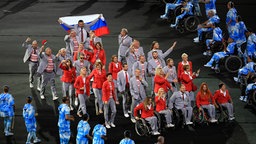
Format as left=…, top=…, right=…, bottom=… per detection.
left=58, top=14, right=109, bottom=43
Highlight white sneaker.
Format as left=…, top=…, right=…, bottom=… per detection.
left=203, top=51, right=208, bottom=56
left=170, top=24, right=176, bottom=28
left=210, top=119, right=218, bottom=123
left=229, top=117, right=235, bottom=121
left=131, top=118, right=136, bottom=123
left=5, top=132, right=13, bottom=136
left=124, top=113, right=129, bottom=118
left=40, top=95, right=45, bottom=99
left=74, top=97, right=78, bottom=106
left=233, top=77, right=240, bottom=83
left=239, top=96, right=244, bottom=101
left=243, top=96, right=248, bottom=102
left=29, top=83, right=34, bottom=88
left=186, top=121, right=193, bottom=125
left=160, top=14, right=168, bottom=19
left=105, top=123, right=111, bottom=129
left=52, top=96, right=59, bottom=101
left=37, top=87, right=41, bottom=91
left=152, top=131, right=160, bottom=135
left=194, top=39, right=199, bottom=43
left=167, top=123, right=175, bottom=128
left=193, top=37, right=199, bottom=41
left=110, top=123, right=116, bottom=127
left=204, top=63, right=212, bottom=67
left=33, top=138, right=41, bottom=143
left=128, top=110, right=131, bottom=113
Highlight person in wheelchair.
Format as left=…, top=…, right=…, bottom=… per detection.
left=160, top=0, right=183, bottom=19
left=169, top=84, right=193, bottom=125
left=245, top=76, right=256, bottom=105
left=170, top=0, right=193, bottom=28
left=233, top=57, right=256, bottom=101
left=243, top=28, right=256, bottom=65
left=196, top=82, right=218, bottom=123
left=134, top=97, right=161, bottom=135
left=214, top=83, right=235, bottom=121
left=233, top=57, right=255, bottom=84
left=204, top=38, right=236, bottom=70
left=193, top=10, right=220, bottom=43
left=203, top=23, right=223, bottom=56
left=155, top=88, right=175, bottom=128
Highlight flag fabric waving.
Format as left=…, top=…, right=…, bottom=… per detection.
left=59, top=14, right=110, bottom=37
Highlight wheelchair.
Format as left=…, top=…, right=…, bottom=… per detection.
left=193, top=106, right=220, bottom=125
left=175, top=5, right=201, bottom=33
left=212, top=55, right=243, bottom=74
left=135, top=111, right=161, bottom=136
left=166, top=5, right=183, bottom=23
left=172, top=107, right=185, bottom=128
left=215, top=103, right=229, bottom=123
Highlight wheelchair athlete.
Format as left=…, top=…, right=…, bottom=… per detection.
left=245, top=76, right=256, bottom=105
left=155, top=88, right=175, bottom=128
left=203, top=23, right=223, bottom=56
left=193, top=10, right=220, bottom=43
left=134, top=97, right=160, bottom=135
left=214, top=83, right=235, bottom=121
left=160, top=0, right=183, bottom=19
left=170, top=0, right=193, bottom=28
left=169, top=84, right=193, bottom=125
left=204, top=38, right=236, bottom=70
left=196, top=82, right=218, bottom=123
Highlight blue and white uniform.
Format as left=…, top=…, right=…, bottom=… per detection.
left=172, top=2, right=193, bottom=26
left=246, top=82, right=256, bottom=96
left=206, top=27, right=223, bottom=50
left=226, top=8, right=237, bottom=38
left=197, top=15, right=220, bottom=41
left=237, top=61, right=255, bottom=78
left=58, top=103, right=71, bottom=144
left=0, top=93, right=14, bottom=136
left=205, top=42, right=236, bottom=68
left=119, top=138, right=135, bottom=144
left=232, top=21, right=247, bottom=48
left=92, top=124, right=106, bottom=144
left=76, top=120, right=91, bottom=144
left=244, top=33, right=256, bottom=61
left=23, top=103, right=40, bottom=144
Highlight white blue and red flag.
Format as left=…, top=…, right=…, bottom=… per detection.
left=59, top=14, right=110, bottom=36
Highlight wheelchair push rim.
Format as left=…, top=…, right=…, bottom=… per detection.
left=184, top=16, right=200, bottom=32
left=224, top=55, right=243, bottom=73
left=135, top=119, right=150, bottom=136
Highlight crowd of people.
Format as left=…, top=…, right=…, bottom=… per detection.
left=0, top=0, right=255, bottom=144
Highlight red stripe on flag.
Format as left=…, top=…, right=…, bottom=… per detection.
left=94, top=26, right=110, bottom=37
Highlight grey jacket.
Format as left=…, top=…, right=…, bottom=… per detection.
left=168, top=91, right=191, bottom=110
left=118, top=34, right=132, bottom=57
left=129, top=76, right=148, bottom=100
left=22, top=42, right=40, bottom=63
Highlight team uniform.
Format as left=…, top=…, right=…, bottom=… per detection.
left=92, top=124, right=106, bottom=144
left=76, top=120, right=91, bottom=144
left=226, top=8, right=237, bottom=38
left=58, top=103, right=71, bottom=144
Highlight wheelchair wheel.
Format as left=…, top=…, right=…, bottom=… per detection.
left=184, top=16, right=200, bottom=32
left=174, top=5, right=183, bottom=17
left=135, top=118, right=150, bottom=136
left=193, top=107, right=204, bottom=124
left=154, top=111, right=162, bottom=130
left=225, top=55, right=243, bottom=73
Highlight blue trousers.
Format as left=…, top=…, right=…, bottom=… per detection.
left=59, top=130, right=71, bottom=144
left=4, top=116, right=12, bottom=135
